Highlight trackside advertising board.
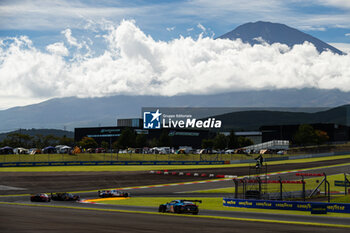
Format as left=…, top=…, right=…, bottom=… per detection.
left=223, top=198, right=350, bottom=214
left=0, top=161, right=228, bottom=167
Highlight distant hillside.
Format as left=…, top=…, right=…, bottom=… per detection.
left=0, top=129, right=74, bottom=142
left=212, top=105, right=350, bottom=131
left=0, top=88, right=350, bottom=132
left=218, top=21, right=343, bottom=55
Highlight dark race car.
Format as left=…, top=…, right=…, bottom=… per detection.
left=158, top=200, right=201, bottom=215
left=51, top=192, right=80, bottom=201
left=98, top=190, right=130, bottom=198
left=30, top=193, right=51, bottom=202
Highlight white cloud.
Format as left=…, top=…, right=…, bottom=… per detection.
left=46, top=42, right=69, bottom=56
left=197, top=23, right=206, bottom=32
left=315, top=0, right=350, bottom=9
left=298, top=25, right=326, bottom=31
left=166, top=27, right=175, bottom=32
left=61, top=29, right=82, bottom=49
left=346, top=33, right=350, bottom=37
left=0, top=20, right=350, bottom=110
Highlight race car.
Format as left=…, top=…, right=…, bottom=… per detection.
left=30, top=193, right=51, bottom=202
left=98, top=190, right=130, bottom=198
left=51, top=192, right=80, bottom=201
left=158, top=200, right=201, bottom=215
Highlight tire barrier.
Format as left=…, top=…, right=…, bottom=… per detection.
left=295, top=173, right=324, bottom=177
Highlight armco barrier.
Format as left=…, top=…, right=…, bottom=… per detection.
left=223, top=198, right=350, bottom=214
left=0, top=160, right=227, bottom=167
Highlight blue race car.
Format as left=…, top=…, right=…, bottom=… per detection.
left=158, top=200, right=201, bottom=215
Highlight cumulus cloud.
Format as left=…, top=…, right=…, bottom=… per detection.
left=46, top=42, right=69, bottom=56
left=61, top=28, right=82, bottom=49
left=0, top=20, right=350, bottom=109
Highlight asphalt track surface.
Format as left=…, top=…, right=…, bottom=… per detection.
left=1, top=204, right=348, bottom=233
left=1, top=158, right=350, bottom=232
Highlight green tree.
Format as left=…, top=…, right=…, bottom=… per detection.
left=112, top=140, right=119, bottom=150
left=315, top=130, right=329, bottom=145
left=293, top=124, right=317, bottom=146
left=43, top=135, right=59, bottom=147
left=158, top=130, right=171, bottom=147
left=201, top=138, right=214, bottom=149
left=148, top=138, right=159, bottom=148
left=2, top=133, right=33, bottom=148
left=227, top=130, right=239, bottom=148
left=58, top=135, right=74, bottom=146
left=79, top=137, right=98, bottom=149
left=116, top=128, right=136, bottom=149
left=136, top=134, right=148, bottom=148
left=237, top=136, right=254, bottom=147
left=214, top=134, right=227, bottom=150
left=33, top=134, right=44, bottom=148
left=101, top=141, right=109, bottom=150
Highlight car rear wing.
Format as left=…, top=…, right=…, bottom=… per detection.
left=182, top=200, right=202, bottom=203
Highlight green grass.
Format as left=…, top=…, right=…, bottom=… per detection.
left=331, top=195, right=350, bottom=203
left=93, top=196, right=350, bottom=218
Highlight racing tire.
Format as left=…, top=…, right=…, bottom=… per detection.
left=192, top=211, right=198, bottom=215
left=158, top=205, right=165, bottom=213
left=174, top=206, right=181, bottom=214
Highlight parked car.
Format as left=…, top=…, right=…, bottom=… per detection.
left=95, top=148, right=106, bottom=153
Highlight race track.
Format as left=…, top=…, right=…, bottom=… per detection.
left=1, top=158, right=350, bottom=232
left=1, top=203, right=348, bottom=233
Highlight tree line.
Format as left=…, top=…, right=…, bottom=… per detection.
left=0, top=132, right=74, bottom=148
left=78, top=128, right=254, bottom=150
left=293, top=124, right=329, bottom=146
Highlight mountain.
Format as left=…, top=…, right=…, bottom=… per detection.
left=0, top=129, right=74, bottom=142
left=1, top=88, right=350, bottom=132
left=210, top=105, right=350, bottom=131
left=218, top=21, right=343, bottom=55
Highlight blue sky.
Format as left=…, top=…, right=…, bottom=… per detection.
left=1, top=0, right=350, bottom=48
left=0, top=0, right=350, bottom=110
